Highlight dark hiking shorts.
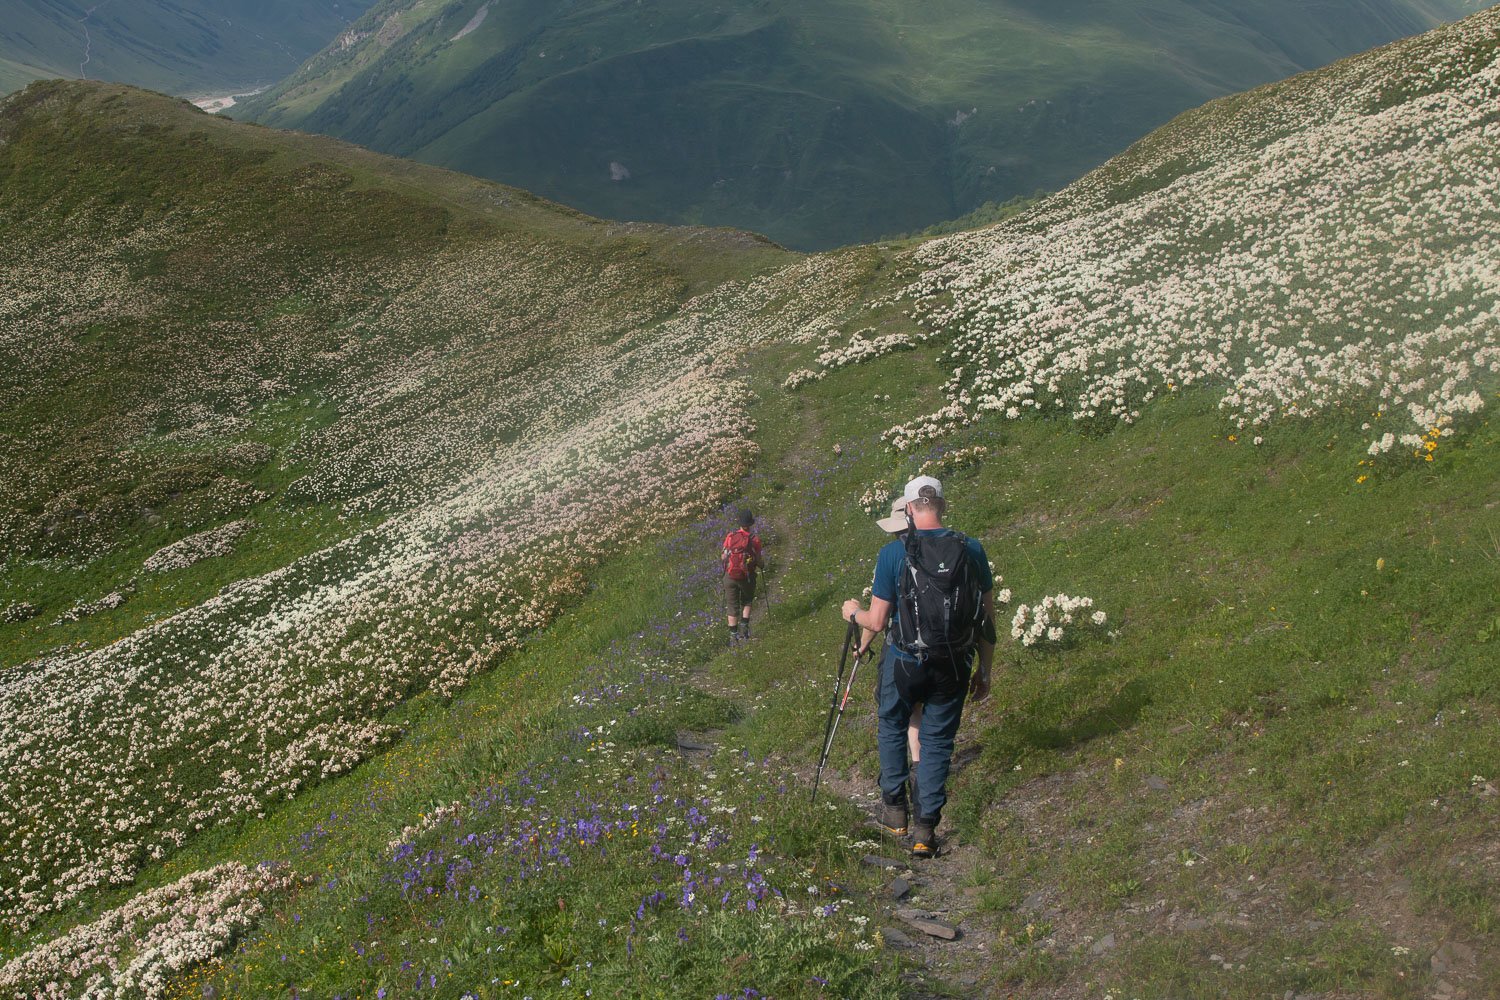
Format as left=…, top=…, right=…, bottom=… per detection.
left=724, top=574, right=756, bottom=614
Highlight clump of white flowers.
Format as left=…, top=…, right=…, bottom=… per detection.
left=918, top=445, right=990, bottom=478
left=141, top=519, right=253, bottom=574
left=857, top=481, right=891, bottom=516
left=785, top=329, right=916, bottom=391
left=989, top=566, right=1013, bottom=606
left=1, top=602, right=38, bottom=624
left=815, top=329, right=914, bottom=369
left=1011, top=594, right=1107, bottom=647
left=388, top=800, right=464, bottom=853
left=0, top=862, right=291, bottom=999
left=783, top=368, right=826, bottom=389
left=51, top=590, right=128, bottom=624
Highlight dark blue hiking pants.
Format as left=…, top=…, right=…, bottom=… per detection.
left=876, top=642, right=971, bottom=823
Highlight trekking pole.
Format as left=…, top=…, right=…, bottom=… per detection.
left=821, top=639, right=873, bottom=776
left=812, top=616, right=861, bottom=804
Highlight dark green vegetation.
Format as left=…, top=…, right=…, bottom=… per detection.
left=3, top=7, right=1499, bottom=995
left=0, top=0, right=376, bottom=97
left=237, top=0, right=1490, bottom=249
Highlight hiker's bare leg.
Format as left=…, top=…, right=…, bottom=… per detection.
left=908, top=704, right=923, bottom=764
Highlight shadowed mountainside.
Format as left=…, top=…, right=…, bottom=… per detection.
left=237, top=0, right=1490, bottom=249
left=0, top=0, right=377, bottom=97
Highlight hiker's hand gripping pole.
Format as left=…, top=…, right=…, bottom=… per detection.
left=812, top=615, right=860, bottom=804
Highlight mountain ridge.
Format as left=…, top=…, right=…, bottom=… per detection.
left=0, top=0, right=379, bottom=98
left=238, top=0, right=1493, bottom=249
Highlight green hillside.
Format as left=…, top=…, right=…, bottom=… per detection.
left=237, top=0, right=1490, bottom=249
left=0, top=0, right=378, bottom=97
left=2, top=5, right=1499, bottom=998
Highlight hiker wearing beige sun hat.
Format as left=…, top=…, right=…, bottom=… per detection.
left=869, top=496, right=927, bottom=815
left=841, top=475, right=995, bottom=858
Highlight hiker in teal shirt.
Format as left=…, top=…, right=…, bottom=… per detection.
left=842, top=475, right=994, bottom=858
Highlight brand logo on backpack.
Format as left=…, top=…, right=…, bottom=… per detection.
left=892, top=532, right=982, bottom=661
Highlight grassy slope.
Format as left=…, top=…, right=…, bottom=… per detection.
left=0, top=0, right=377, bottom=98
left=1, top=9, right=1498, bottom=998
left=0, top=79, right=789, bottom=668
left=235, top=0, right=1489, bottom=250
left=85, top=319, right=1497, bottom=998
left=735, top=347, right=1499, bottom=994
left=0, top=79, right=822, bottom=994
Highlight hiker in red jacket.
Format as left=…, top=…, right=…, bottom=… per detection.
left=722, top=509, right=763, bottom=645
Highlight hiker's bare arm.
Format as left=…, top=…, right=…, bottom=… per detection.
left=841, top=596, right=891, bottom=634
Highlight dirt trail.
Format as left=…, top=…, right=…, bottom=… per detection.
left=673, top=401, right=1016, bottom=998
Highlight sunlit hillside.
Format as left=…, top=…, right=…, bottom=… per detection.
left=1, top=7, right=1497, bottom=998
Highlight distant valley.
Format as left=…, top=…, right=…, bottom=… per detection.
left=238, top=0, right=1493, bottom=248
left=0, top=0, right=376, bottom=97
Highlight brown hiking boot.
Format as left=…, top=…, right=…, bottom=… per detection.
left=874, top=795, right=908, bottom=836
left=910, top=817, right=938, bottom=859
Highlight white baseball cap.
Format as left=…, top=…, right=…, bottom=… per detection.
left=874, top=476, right=944, bottom=533
left=900, top=475, right=943, bottom=504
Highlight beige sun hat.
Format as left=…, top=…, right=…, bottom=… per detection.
left=876, top=497, right=908, bottom=534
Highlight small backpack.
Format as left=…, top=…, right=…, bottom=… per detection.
left=891, top=531, right=983, bottom=662
left=724, top=529, right=757, bottom=581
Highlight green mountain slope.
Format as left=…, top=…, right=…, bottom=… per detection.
left=2, top=6, right=1499, bottom=997
left=0, top=0, right=378, bottom=97
left=238, top=0, right=1490, bottom=249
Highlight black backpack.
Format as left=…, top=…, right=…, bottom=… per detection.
left=891, top=530, right=984, bottom=662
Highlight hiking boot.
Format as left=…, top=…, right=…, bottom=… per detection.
left=874, top=795, right=908, bottom=836
left=739, top=621, right=751, bottom=640
left=910, top=817, right=938, bottom=859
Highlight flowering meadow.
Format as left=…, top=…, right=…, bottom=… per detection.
left=1, top=506, right=900, bottom=998
left=3, top=8, right=1500, bottom=995
left=192, top=621, right=892, bottom=1000
left=862, top=11, right=1500, bottom=458
left=0, top=221, right=867, bottom=938
left=0, top=864, right=292, bottom=999
left=0, top=79, right=877, bottom=984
